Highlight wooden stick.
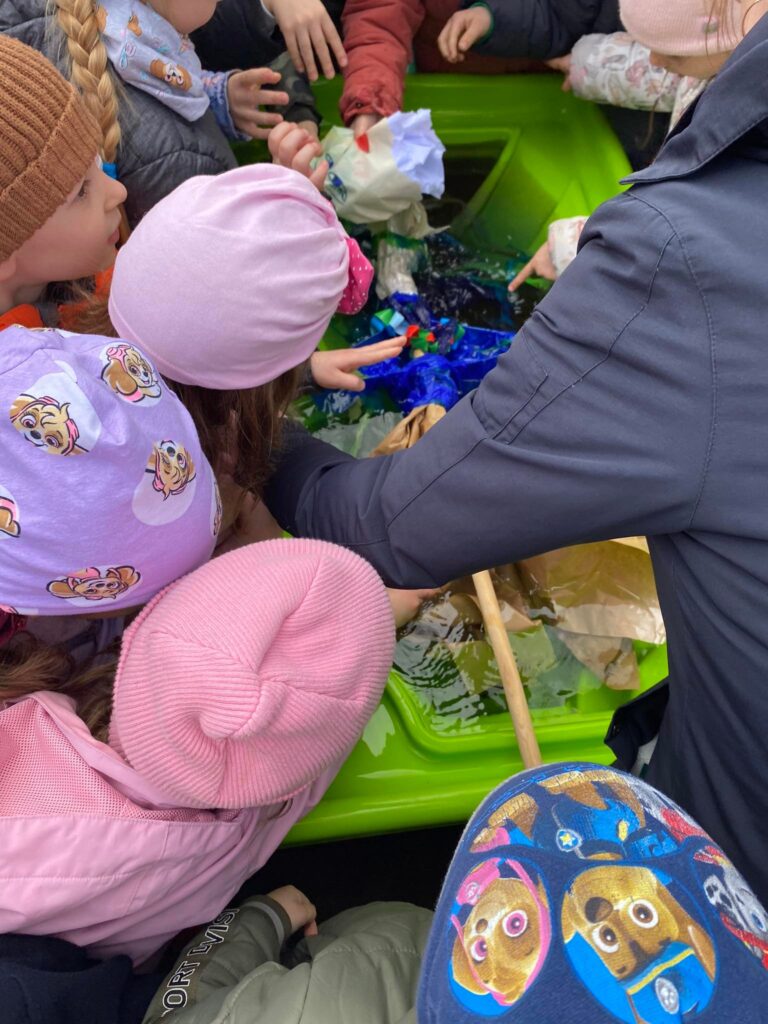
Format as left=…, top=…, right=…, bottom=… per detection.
left=472, top=569, right=543, bottom=768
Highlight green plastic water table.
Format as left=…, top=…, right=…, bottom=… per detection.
left=238, top=75, right=666, bottom=843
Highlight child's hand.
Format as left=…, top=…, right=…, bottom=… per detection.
left=268, top=122, right=328, bottom=190
left=310, top=338, right=406, bottom=391
left=228, top=68, right=290, bottom=139
left=546, top=53, right=573, bottom=91
left=351, top=113, right=381, bottom=138
left=268, top=885, right=319, bottom=937
left=508, top=241, right=557, bottom=293
left=387, top=588, right=439, bottom=628
left=262, top=0, right=347, bottom=81
left=437, top=7, right=492, bottom=63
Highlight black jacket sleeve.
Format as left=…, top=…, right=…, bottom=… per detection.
left=266, top=193, right=714, bottom=590
left=464, top=0, right=622, bottom=60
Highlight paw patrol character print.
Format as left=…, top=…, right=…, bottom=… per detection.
left=48, top=566, right=141, bottom=606
left=11, top=393, right=86, bottom=455
left=448, top=858, right=551, bottom=1015
left=0, top=488, right=20, bottom=538
left=698, top=849, right=768, bottom=968
left=132, top=440, right=198, bottom=526
left=101, top=344, right=162, bottom=405
left=9, top=363, right=101, bottom=456
left=472, top=768, right=677, bottom=862
left=150, top=58, right=192, bottom=91
left=562, top=865, right=716, bottom=1022
left=211, top=478, right=223, bottom=538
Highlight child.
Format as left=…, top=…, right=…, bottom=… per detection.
left=0, top=35, right=126, bottom=333
left=107, top=163, right=406, bottom=530
left=7, top=765, right=763, bottom=1022
left=510, top=0, right=741, bottom=291
left=93, top=0, right=289, bottom=143
left=0, top=325, right=396, bottom=964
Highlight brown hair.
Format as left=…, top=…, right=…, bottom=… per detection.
left=0, top=631, right=117, bottom=742
left=83, top=290, right=305, bottom=500
left=52, top=0, right=122, bottom=164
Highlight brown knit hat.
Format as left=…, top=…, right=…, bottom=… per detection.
left=0, top=35, right=103, bottom=264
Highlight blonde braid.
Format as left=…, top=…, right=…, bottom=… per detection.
left=53, top=0, right=122, bottom=163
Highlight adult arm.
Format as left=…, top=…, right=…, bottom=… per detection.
left=266, top=194, right=714, bottom=587
left=467, top=0, right=621, bottom=61
left=339, top=0, right=425, bottom=125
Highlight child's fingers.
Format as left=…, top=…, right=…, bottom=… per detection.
left=323, top=13, right=348, bottom=68
left=310, top=22, right=335, bottom=79
left=309, top=158, right=329, bottom=190
left=284, top=33, right=305, bottom=75
left=297, top=28, right=319, bottom=81
left=458, top=22, right=480, bottom=53
left=351, top=339, right=406, bottom=366
left=267, top=120, right=295, bottom=158
left=439, top=18, right=462, bottom=62
left=508, top=257, right=535, bottom=293
left=253, top=88, right=290, bottom=108
left=292, top=140, right=325, bottom=178
left=275, top=128, right=315, bottom=166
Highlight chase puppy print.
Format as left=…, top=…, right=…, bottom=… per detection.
left=9, top=362, right=101, bottom=455
left=562, top=864, right=716, bottom=1022
left=48, top=565, right=141, bottom=606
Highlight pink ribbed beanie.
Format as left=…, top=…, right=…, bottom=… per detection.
left=108, top=164, right=373, bottom=390
left=109, top=539, right=394, bottom=809
left=620, top=0, right=741, bottom=55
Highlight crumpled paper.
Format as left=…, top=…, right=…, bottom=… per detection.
left=322, top=110, right=445, bottom=225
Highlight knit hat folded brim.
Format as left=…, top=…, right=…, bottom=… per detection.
left=0, top=36, right=102, bottom=264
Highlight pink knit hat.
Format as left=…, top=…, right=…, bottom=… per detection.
left=109, top=539, right=394, bottom=809
left=620, top=0, right=741, bottom=55
left=108, top=165, right=374, bottom=390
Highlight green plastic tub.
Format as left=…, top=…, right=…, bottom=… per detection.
left=238, top=75, right=665, bottom=843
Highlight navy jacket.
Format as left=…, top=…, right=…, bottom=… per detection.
left=465, top=0, right=621, bottom=60
left=267, top=18, right=768, bottom=905
left=0, top=933, right=157, bottom=1024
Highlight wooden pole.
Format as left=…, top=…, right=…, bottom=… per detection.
left=472, top=569, right=542, bottom=768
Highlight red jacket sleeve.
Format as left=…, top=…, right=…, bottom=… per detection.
left=340, top=0, right=426, bottom=125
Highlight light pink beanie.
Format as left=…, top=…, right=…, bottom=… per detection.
left=620, top=0, right=741, bottom=55
left=108, top=164, right=373, bottom=390
left=109, top=539, right=394, bottom=809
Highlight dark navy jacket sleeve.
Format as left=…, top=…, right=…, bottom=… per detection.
left=266, top=193, right=714, bottom=588
left=466, top=0, right=621, bottom=60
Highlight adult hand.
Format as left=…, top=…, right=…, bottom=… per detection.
left=387, top=588, right=439, bottom=628
left=268, top=885, right=319, bottom=937
left=546, top=53, right=573, bottom=91
left=268, top=122, right=328, bottom=189
left=351, top=113, right=381, bottom=138
left=227, top=68, right=289, bottom=139
left=437, top=7, right=492, bottom=63
left=310, top=338, right=406, bottom=391
left=508, top=241, right=557, bottom=293
left=263, top=0, right=347, bottom=81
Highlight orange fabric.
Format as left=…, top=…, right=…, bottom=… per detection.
left=0, top=268, right=114, bottom=335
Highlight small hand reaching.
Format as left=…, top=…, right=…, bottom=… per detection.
left=437, top=7, right=492, bottom=63
left=268, top=885, right=319, bottom=937
left=545, top=53, right=573, bottom=91
left=227, top=68, right=289, bottom=139
left=262, top=0, right=347, bottom=81
left=268, top=122, right=328, bottom=190
left=310, top=337, right=406, bottom=392
left=387, top=588, right=440, bottom=628
left=351, top=113, right=381, bottom=138
left=508, top=241, right=557, bottom=293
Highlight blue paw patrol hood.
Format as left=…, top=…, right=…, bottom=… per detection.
left=417, top=764, right=768, bottom=1023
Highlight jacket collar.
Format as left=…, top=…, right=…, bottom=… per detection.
left=625, top=14, right=768, bottom=185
